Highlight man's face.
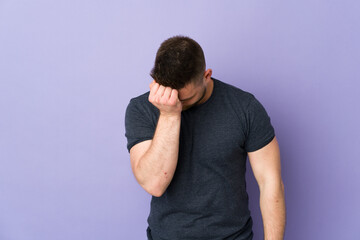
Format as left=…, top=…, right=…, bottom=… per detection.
left=178, top=81, right=207, bottom=111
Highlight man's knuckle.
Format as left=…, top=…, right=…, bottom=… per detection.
left=160, top=98, right=167, bottom=105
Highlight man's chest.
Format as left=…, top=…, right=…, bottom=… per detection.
left=179, top=105, right=247, bottom=167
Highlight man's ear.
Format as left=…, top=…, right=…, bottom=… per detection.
left=204, top=69, right=212, bottom=80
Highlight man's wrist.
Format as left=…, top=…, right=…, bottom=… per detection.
left=159, top=112, right=181, bottom=120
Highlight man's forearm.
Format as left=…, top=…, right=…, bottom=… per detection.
left=136, top=113, right=181, bottom=197
left=259, top=181, right=286, bottom=240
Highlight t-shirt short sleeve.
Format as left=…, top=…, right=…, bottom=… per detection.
left=124, top=98, right=156, bottom=153
left=244, top=95, right=275, bottom=152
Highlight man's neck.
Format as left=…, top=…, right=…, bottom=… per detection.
left=197, top=78, right=214, bottom=105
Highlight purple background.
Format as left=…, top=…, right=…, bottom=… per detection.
left=1, top=1, right=359, bottom=239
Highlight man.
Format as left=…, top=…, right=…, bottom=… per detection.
left=125, top=36, right=286, bottom=240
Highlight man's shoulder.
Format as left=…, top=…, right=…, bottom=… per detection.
left=213, top=77, right=255, bottom=104
left=127, top=91, right=158, bottom=114
left=129, top=91, right=150, bottom=103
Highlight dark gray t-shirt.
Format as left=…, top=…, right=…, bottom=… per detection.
left=125, top=77, right=275, bottom=240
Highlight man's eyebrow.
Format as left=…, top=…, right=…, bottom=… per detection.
left=179, top=94, right=196, bottom=101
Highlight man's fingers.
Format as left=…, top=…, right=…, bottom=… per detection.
left=149, top=82, right=179, bottom=107
left=162, top=87, right=172, bottom=101
left=156, top=85, right=166, bottom=101
left=149, top=82, right=160, bottom=99
left=149, top=80, right=155, bottom=88
left=170, top=89, right=179, bottom=104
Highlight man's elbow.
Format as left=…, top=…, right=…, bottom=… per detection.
left=149, top=188, right=165, bottom=197
left=142, top=179, right=167, bottom=197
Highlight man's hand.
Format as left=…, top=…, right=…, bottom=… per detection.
left=148, top=80, right=182, bottom=116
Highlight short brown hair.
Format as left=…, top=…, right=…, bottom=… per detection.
left=150, top=35, right=206, bottom=89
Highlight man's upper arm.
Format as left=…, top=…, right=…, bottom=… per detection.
left=125, top=98, right=156, bottom=153
left=248, top=136, right=282, bottom=188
